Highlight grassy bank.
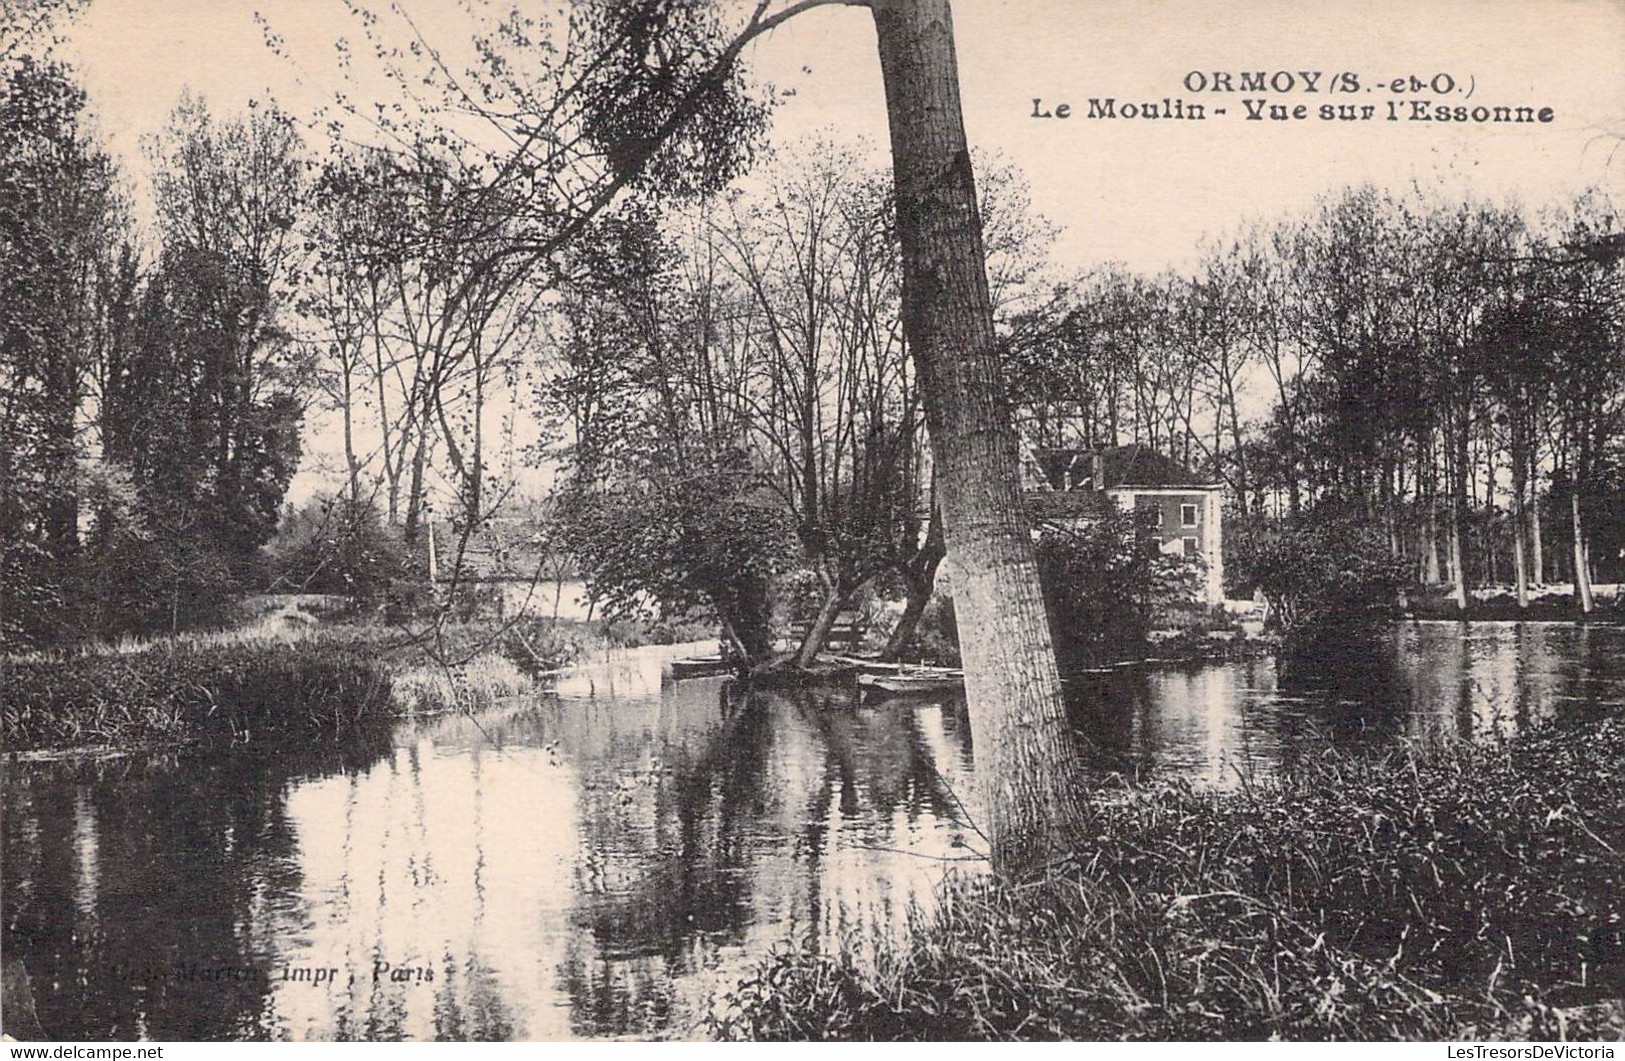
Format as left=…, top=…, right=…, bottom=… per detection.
left=1405, top=583, right=1625, bottom=622
left=3, top=641, right=394, bottom=752
left=711, top=714, right=1625, bottom=1041
left=3, top=596, right=717, bottom=753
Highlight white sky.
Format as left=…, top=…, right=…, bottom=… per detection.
left=65, top=0, right=1625, bottom=270
left=56, top=0, right=1625, bottom=500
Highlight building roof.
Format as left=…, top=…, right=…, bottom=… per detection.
left=1025, top=488, right=1114, bottom=520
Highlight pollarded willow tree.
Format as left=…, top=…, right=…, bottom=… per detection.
left=710, top=145, right=927, bottom=667
left=541, top=206, right=800, bottom=660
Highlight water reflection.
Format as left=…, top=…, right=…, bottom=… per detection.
left=1074, top=621, right=1625, bottom=785
left=5, top=621, right=1623, bottom=1040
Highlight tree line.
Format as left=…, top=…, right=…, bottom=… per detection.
left=2, top=60, right=306, bottom=644
left=1010, top=185, right=1625, bottom=612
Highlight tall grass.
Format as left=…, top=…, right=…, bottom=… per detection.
left=3, top=640, right=394, bottom=751
left=390, top=653, right=532, bottom=715
left=3, top=594, right=714, bottom=749
left=711, top=715, right=1625, bottom=1041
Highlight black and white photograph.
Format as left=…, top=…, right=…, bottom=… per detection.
left=2, top=0, right=1623, bottom=1045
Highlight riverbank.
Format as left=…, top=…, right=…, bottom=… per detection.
left=2, top=595, right=717, bottom=754
left=710, top=710, right=1625, bottom=1041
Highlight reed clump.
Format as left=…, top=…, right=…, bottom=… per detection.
left=3, top=640, right=394, bottom=751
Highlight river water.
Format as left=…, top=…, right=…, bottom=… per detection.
left=5, top=621, right=1624, bottom=1040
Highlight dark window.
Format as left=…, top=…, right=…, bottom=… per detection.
left=1181, top=503, right=1199, bottom=528
left=1182, top=536, right=1199, bottom=558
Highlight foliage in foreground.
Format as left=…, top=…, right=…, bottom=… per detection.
left=711, top=715, right=1625, bottom=1041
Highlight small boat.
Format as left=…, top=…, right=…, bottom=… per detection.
left=857, top=670, right=964, bottom=697
left=829, top=655, right=950, bottom=678
left=668, top=655, right=740, bottom=679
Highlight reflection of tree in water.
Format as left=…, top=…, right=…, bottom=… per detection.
left=1275, top=641, right=1412, bottom=744
left=1067, top=648, right=1416, bottom=782
left=433, top=742, right=517, bottom=1043
left=1390, top=622, right=1622, bottom=743
left=1068, top=625, right=1625, bottom=788
left=551, top=680, right=978, bottom=1038
left=556, top=679, right=770, bottom=1037
left=797, top=691, right=971, bottom=824
left=544, top=629, right=1625, bottom=1037
left=791, top=690, right=979, bottom=959
left=2, top=735, right=393, bottom=1041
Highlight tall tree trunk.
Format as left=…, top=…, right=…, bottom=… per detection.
left=1483, top=449, right=1498, bottom=587
left=1424, top=488, right=1442, bottom=584
left=1510, top=427, right=1528, bottom=608
left=1531, top=471, right=1545, bottom=585
left=1572, top=490, right=1595, bottom=613
left=1451, top=426, right=1469, bottom=611
left=871, top=0, right=1085, bottom=873
left=1449, top=494, right=1469, bottom=612
left=404, top=436, right=427, bottom=546
left=342, top=370, right=362, bottom=511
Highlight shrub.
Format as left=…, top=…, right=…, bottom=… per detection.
left=495, top=616, right=582, bottom=677
left=1035, top=508, right=1202, bottom=668
left=266, top=496, right=427, bottom=611
left=557, top=458, right=798, bottom=662
left=2, top=641, right=395, bottom=751
left=1226, top=506, right=1408, bottom=657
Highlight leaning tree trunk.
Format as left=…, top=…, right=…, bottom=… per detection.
left=870, top=0, right=1086, bottom=873
left=884, top=529, right=949, bottom=662
left=884, top=511, right=947, bottom=659
left=795, top=572, right=846, bottom=669
left=883, top=576, right=933, bottom=658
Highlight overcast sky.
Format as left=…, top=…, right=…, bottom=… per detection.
left=55, top=0, right=1625, bottom=501
left=64, top=0, right=1625, bottom=272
